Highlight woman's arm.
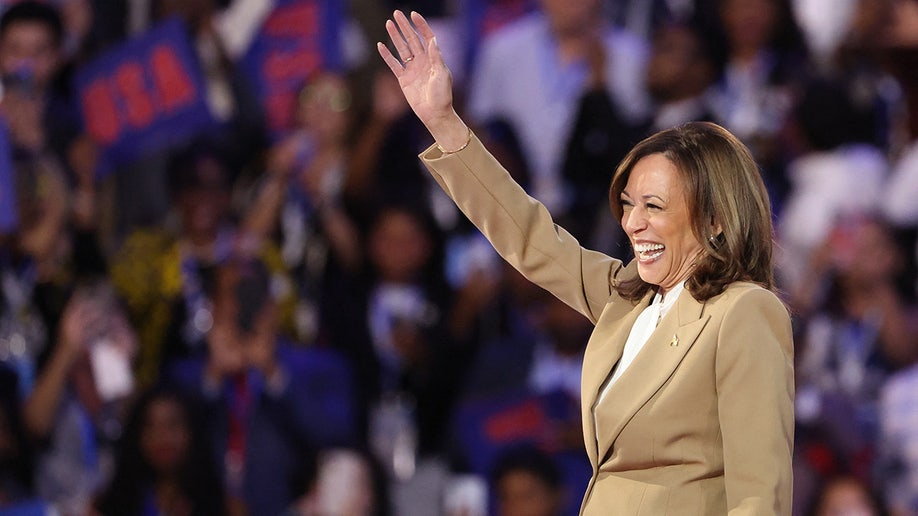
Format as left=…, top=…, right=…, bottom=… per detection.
left=377, top=11, right=468, bottom=151
left=378, top=11, right=627, bottom=322
left=716, top=287, right=795, bottom=516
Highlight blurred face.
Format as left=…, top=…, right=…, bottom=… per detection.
left=178, top=157, right=230, bottom=241
left=369, top=211, right=432, bottom=283
left=297, top=73, right=351, bottom=145
left=539, top=0, right=600, bottom=35
left=646, top=26, right=708, bottom=101
left=0, top=21, right=60, bottom=89
left=312, top=450, right=375, bottom=515
left=721, top=0, right=778, bottom=53
left=497, top=471, right=560, bottom=516
left=140, top=398, right=191, bottom=475
left=830, top=218, right=899, bottom=284
left=620, top=154, right=704, bottom=294
left=541, top=296, right=592, bottom=355
left=816, top=478, right=878, bottom=516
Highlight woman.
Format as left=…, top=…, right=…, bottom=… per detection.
left=95, top=387, right=225, bottom=516
left=378, top=11, right=794, bottom=515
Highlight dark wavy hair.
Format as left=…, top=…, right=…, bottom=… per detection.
left=608, top=122, right=775, bottom=302
left=95, top=386, right=226, bottom=516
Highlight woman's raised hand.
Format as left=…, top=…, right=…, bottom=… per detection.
left=377, top=10, right=470, bottom=151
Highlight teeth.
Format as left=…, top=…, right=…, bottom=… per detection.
left=635, top=243, right=664, bottom=253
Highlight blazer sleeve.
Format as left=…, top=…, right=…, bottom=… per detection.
left=420, top=133, right=627, bottom=324
left=715, top=287, right=795, bottom=516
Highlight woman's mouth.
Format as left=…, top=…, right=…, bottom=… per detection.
left=634, top=243, right=664, bottom=262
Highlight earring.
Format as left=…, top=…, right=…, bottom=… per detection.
left=708, top=235, right=716, bottom=242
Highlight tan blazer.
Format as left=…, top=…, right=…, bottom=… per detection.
left=420, top=134, right=795, bottom=515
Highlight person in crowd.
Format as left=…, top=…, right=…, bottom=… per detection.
left=792, top=214, right=918, bottom=511
left=562, top=16, right=717, bottom=249
left=110, top=141, right=294, bottom=388
left=94, top=386, right=225, bottom=516
left=379, top=11, right=793, bottom=513
left=0, top=1, right=81, bottom=165
left=326, top=203, right=471, bottom=466
left=881, top=136, right=918, bottom=299
left=707, top=0, right=807, bottom=207
left=344, top=69, right=439, bottom=224
left=0, top=11, right=111, bottom=483
left=0, top=364, right=42, bottom=509
left=808, top=475, right=888, bottom=516
left=642, top=18, right=718, bottom=133
left=491, top=445, right=565, bottom=516
left=458, top=263, right=589, bottom=404
left=283, top=447, right=390, bottom=516
left=452, top=270, right=592, bottom=516
left=879, top=360, right=918, bottom=516
left=109, top=0, right=268, bottom=237
left=167, top=256, right=358, bottom=515
left=795, top=0, right=905, bottom=151
left=466, top=0, right=651, bottom=215
left=777, top=78, right=889, bottom=301
left=244, top=71, right=363, bottom=344
left=23, top=281, right=138, bottom=515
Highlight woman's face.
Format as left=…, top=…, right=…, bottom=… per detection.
left=369, top=210, right=432, bottom=283
left=177, top=157, right=230, bottom=241
left=140, top=397, right=191, bottom=475
left=297, top=73, right=351, bottom=145
left=620, top=154, right=704, bottom=293
left=496, top=470, right=560, bottom=516
left=721, top=0, right=778, bottom=52
left=816, top=478, right=878, bottom=516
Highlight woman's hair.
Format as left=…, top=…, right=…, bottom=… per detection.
left=96, top=386, right=225, bottom=516
left=608, top=121, right=775, bottom=302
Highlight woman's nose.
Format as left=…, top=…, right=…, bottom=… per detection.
left=623, top=208, right=646, bottom=235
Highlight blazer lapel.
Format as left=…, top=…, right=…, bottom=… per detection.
left=593, top=290, right=711, bottom=464
left=580, top=291, right=652, bottom=466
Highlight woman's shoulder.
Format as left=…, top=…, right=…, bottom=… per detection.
left=707, top=281, right=789, bottom=316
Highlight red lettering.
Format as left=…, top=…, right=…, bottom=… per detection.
left=81, top=79, right=120, bottom=144
left=150, top=44, right=196, bottom=113
left=484, top=401, right=545, bottom=442
left=114, top=62, right=155, bottom=128
left=265, top=91, right=296, bottom=133
left=263, top=47, right=322, bottom=84
left=263, top=3, right=319, bottom=37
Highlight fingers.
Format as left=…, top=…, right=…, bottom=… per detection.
left=378, top=10, right=441, bottom=77
left=394, top=10, right=425, bottom=58
left=377, top=42, right=404, bottom=76
left=385, top=18, right=413, bottom=63
left=410, top=11, right=436, bottom=45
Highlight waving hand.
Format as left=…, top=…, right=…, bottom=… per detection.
left=377, top=11, right=470, bottom=152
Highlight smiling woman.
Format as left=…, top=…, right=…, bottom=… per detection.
left=609, top=122, right=775, bottom=303
left=379, top=10, right=794, bottom=515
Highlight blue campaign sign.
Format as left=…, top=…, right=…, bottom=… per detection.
left=74, top=18, right=215, bottom=172
left=242, top=0, right=343, bottom=138
left=0, top=119, right=18, bottom=233
left=453, top=388, right=579, bottom=474
left=453, top=388, right=591, bottom=516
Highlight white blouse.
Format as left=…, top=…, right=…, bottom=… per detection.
left=596, top=280, right=686, bottom=407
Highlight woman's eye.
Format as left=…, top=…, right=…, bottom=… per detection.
left=620, top=199, right=633, bottom=210
left=647, top=203, right=662, bottom=211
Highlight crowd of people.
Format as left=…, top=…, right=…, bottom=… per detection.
left=0, top=0, right=916, bottom=514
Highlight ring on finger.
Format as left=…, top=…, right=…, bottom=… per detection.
left=404, top=55, right=415, bottom=63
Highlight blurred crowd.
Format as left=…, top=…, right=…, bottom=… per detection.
left=0, top=0, right=917, bottom=515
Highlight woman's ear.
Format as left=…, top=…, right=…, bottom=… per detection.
left=711, top=217, right=723, bottom=237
